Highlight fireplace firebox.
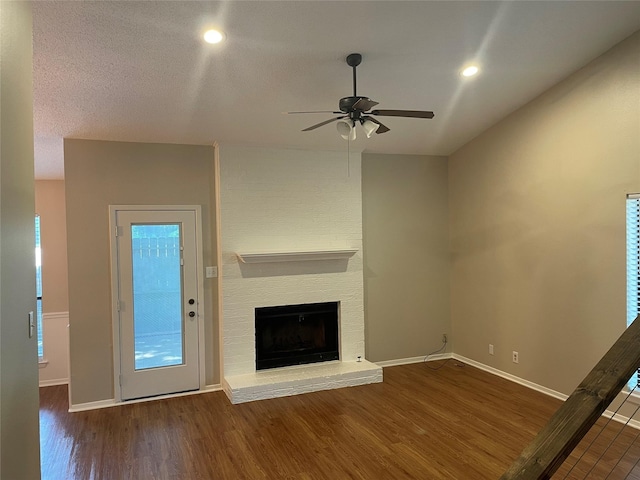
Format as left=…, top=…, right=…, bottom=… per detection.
left=255, top=302, right=339, bottom=370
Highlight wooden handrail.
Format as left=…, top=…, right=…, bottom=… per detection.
left=500, top=316, right=640, bottom=480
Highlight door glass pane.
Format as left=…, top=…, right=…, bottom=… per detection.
left=131, top=224, right=183, bottom=370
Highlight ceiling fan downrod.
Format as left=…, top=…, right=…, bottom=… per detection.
left=346, top=53, right=362, bottom=97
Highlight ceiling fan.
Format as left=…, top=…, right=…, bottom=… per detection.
left=288, top=53, right=434, bottom=139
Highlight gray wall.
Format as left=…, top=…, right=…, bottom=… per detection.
left=449, top=31, right=640, bottom=395
left=65, top=139, right=218, bottom=406
left=362, top=153, right=450, bottom=362
left=0, top=1, right=41, bottom=478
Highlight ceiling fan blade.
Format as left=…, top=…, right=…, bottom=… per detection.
left=352, top=98, right=379, bottom=111
left=286, top=111, right=342, bottom=114
left=302, top=116, right=346, bottom=131
left=370, top=109, right=435, bottom=119
left=366, top=117, right=390, bottom=134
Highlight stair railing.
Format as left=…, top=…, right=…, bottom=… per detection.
left=500, top=316, right=640, bottom=480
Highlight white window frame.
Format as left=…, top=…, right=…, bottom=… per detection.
left=626, top=194, right=639, bottom=391
left=35, top=214, right=44, bottom=362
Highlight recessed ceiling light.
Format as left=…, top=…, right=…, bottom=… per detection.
left=204, top=29, right=225, bottom=44
left=461, top=65, right=480, bottom=77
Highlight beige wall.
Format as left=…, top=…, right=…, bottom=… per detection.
left=362, top=153, right=450, bottom=362
left=65, top=139, right=218, bottom=406
left=449, top=31, right=640, bottom=395
left=36, top=180, right=69, bottom=313
left=0, top=1, right=42, bottom=478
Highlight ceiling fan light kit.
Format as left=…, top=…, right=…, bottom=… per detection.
left=336, top=119, right=356, bottom=140
left=289, top=52, right=435, bottom=139
left=361, top=119, right=380, bottom=138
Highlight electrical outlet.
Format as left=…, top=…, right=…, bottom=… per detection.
left=512, top=351, right=519, bottom=364
left=489, top=344, right=494, bottom=355
left=442, top=333, right=448, bottom=344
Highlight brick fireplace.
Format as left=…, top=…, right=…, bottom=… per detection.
left=218, top=145, right=382, bottom=404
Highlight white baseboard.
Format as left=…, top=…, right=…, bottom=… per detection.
left=377, top=352, right=640, bottom=431
left=42, top=311, right=70, bottom=321
left=68, top=384, right=223, bottom=413
left=69, top=398, right=116, bottom=413
left=452, top=354, right=568, bottom=402
left=452, top=354, right=640, bottom=430
left=66, top=353, right=640, bottom=432
left=203, top=383, right=223, bottom=392
left=39, top=378, right=69, bottom=387
left=606, top=412, right=640, bottom=430
left=376, top=353, right=452, bottom=368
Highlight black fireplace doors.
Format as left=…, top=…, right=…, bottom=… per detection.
left=255, top=302, right=339, bottom=370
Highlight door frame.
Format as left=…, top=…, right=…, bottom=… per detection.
left=108, top=205, right=206, bottom=402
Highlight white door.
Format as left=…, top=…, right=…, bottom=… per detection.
left=112, top=208, right=201, bottom=400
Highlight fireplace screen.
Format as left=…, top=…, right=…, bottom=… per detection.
left=255, top=302, right=339, bottom=370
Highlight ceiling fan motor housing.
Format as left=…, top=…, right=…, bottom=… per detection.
left=339, top=96, right=371, bottom=113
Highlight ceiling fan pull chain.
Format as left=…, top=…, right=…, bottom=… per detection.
left=347, top=136, right=351, bottom=178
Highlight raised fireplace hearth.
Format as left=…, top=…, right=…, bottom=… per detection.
left=255, top=301, right=339, bottom=370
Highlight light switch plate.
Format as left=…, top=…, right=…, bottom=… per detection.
left=28, top=311, right=35, bottom=338
left=205, top=266, right=218, bottom=278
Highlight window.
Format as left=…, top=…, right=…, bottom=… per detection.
left=35, top=215, right=43, bottom=360
left=626, top=195, right=639, bottom=390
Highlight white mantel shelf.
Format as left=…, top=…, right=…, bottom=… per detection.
left=236, top=249, right=358, bottom=264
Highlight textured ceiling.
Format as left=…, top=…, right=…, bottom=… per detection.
left=32, top=1, right=640, bottom=179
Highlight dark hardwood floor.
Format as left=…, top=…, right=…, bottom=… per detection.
left=39, top=362, right=640, bottom=479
